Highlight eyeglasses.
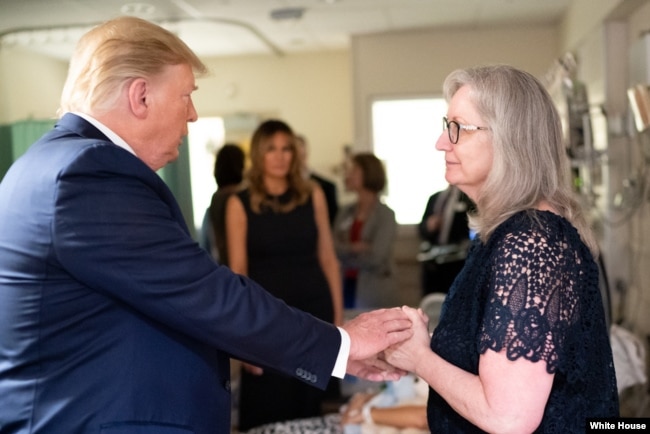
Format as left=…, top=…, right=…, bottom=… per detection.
left=442, top=117, right=490, bottom=144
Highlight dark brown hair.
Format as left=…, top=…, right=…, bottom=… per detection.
left=214, top=143, right=245, bottom=187
left=351, top=153, right=386, bottom=193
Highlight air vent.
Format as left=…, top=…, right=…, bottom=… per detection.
left=270, top=7, right=305, bottom=21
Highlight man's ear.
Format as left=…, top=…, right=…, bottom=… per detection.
left=128, top=78, right=149, bottom=119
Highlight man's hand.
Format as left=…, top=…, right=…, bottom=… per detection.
left=347, top=354, right=407, bottom=381
left=342, top=307, right=413, bottom=362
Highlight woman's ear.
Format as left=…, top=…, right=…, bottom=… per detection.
left=128, top=78, right=149, bottom=118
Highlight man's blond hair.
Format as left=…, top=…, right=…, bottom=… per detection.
left=58, top=16, right=207, bottom=116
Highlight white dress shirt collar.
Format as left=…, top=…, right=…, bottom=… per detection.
left=72, top=112, right=136, bottom=156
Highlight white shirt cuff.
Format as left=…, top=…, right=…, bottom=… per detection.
left=332, top=327, right=350, bottom=378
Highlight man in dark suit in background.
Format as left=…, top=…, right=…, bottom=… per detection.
left=417, top=185, right=473, bottom=295
left=0, top=17, right=412, bottom=434
left=296, top=134, right=339, bottom=225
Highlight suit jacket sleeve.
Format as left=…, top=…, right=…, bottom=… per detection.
left=51, top=143, right=340, bottom=388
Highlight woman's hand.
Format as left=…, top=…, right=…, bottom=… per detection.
left=347, top=354, right=408, bottom=382
left=384, top=306, right=431, bottom=374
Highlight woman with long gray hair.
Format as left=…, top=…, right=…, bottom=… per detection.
left=386, top=64, right=618, bottom=433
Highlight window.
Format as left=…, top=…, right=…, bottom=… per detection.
left=187, top=117, right=225, bottom=230
left=372, top=98, right=449, bottom=225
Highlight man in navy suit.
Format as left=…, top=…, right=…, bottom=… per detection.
left=0, top=17, right=412, bottom=434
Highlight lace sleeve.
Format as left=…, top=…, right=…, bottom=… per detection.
left=478, top=226, right=581, bottom=373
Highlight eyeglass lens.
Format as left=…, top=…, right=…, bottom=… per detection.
left=443, top=118, right=459, bottom=144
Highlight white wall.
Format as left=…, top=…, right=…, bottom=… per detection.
left=194, top=51, right=352, bottom=182
left=0, top=49, right=353, bottom=185
left=0, top=47, right=68, bottom=123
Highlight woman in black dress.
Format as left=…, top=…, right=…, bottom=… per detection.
left=385, top=65, right=618, bottom=433
left=226, top=119, right=343, bottom=431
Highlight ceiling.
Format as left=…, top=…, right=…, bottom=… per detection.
left=0, top=0, right=571, bottom=60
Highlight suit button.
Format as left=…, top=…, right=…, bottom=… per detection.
left=224, top=380, right=231, bottom=391
left=296, top=368, right=304, bottom=377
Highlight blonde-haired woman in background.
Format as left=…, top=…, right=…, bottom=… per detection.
left=226, top=119, right=343, bottom=431
left=386, top=64, right=618, bottom=433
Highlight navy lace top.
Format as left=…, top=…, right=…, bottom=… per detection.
left=428, top=210, right=619, bottom=433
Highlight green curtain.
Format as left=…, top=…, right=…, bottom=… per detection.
left=0, top=124, right=12, bottom=180
left=0, top=119, right=55, bottom=181
left=156, top=137, right=196, bottom=239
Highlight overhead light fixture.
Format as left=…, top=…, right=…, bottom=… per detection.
left=120, top=2, right=156, bottom=17
left=270, top=7, right=305, bottom=21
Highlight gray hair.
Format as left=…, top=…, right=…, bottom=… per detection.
left=443, top=64, right=597, bottom=255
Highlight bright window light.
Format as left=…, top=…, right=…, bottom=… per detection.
left=188, top=117, right=225, bottom=230
left=372, top=98, right=449, bottom=225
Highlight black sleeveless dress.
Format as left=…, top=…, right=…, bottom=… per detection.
left=237, top=188, right=334, bottom=431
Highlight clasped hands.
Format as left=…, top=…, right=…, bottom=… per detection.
left=241, top=306, right=431, bottom=380
left=343, top=306, right=431, bottom=381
